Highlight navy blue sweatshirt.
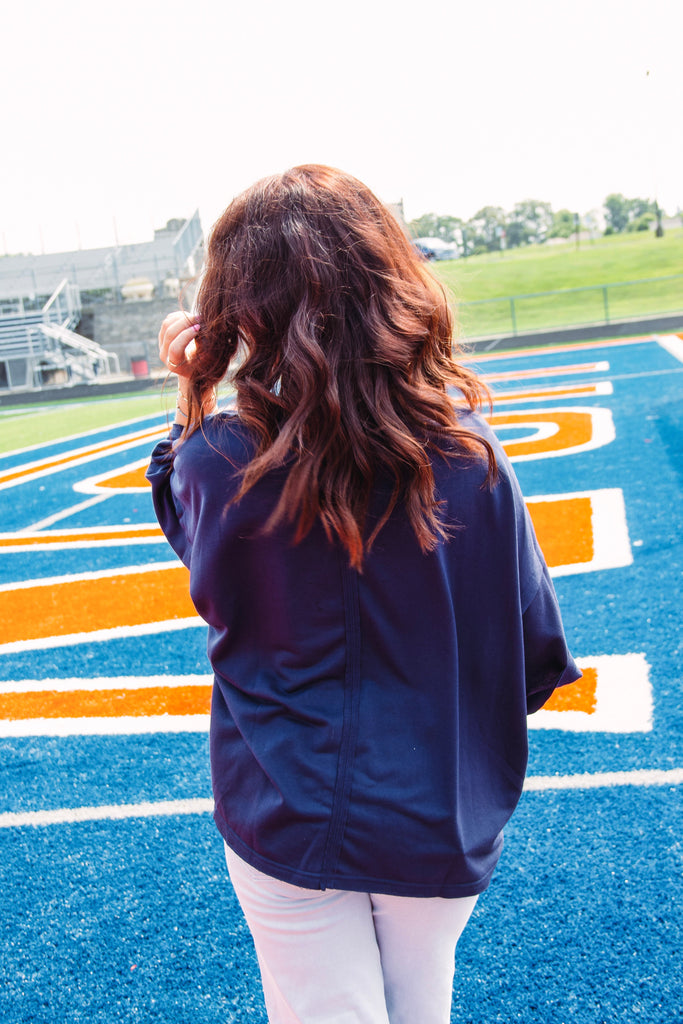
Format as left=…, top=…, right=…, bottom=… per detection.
left=147, top=409, right=579, bottom=897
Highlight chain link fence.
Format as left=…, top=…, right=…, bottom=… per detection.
left=458, top=274, right=683, bottom=338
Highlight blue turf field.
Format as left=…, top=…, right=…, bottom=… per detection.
left=1, top=335, right=682, bottom=1022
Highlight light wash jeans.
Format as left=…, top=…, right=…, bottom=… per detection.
left=225, top=844, right=478, bottom=1024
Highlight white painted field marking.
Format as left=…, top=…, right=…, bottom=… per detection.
left=492, top=381, right=613, bottom=404
left=0, top=424, right=167, bottom=491
left=491, top=406, right=616, bottom=461
left=656, top=334, right=683, bottom=363
left=530, top=654, right=653, bottom=733
left=0, top=714, right=210, bottom=738
left=528, top=488, right=633, bottom=578
left=482, top=360, right=609, bottom=383
left=26, top=494, right=110, bottom=532
left=3, top=768, right=682, bottom=828
left=0, top=617, right=203, bottom=657
left=0, top=560, right=183, bottom=594
left=74, top=456, right=152, bottom=495
left=524, top=768, right=683, bottom=791
left=0, top=674, right=213, bottom=695
left=0, top=799, right=214, bottom=829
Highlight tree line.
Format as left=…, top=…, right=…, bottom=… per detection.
left=408, top=193, right=664, bottom=256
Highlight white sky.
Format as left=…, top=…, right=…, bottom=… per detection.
left=3, top=0, right=682, bottom=254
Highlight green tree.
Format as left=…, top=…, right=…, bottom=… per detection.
left=625, top=197, right=656, bottom=232
left=629, top=197, right=656, bottom=219
left=505, top=220, right=527, bottom=248
left=549, top=209, right=575, bottom=239
left=508, top=199, right=553, bottom=245
left=604, top=194, right=658, bottom=234
left=604, top=193, right=630, bottom=233
left=408, top=214, right=463, bottom=242
left=467, top=206, right=507, bottom=251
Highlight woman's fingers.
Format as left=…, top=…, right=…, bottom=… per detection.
left=158, top=312, right=200, bottom=376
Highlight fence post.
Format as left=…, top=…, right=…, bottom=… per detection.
left=509, top=297, right=518, bottom=335
left=602, top=286, right=610, bottom=324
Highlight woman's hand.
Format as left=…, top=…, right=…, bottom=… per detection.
left=158, top=311, right=217, bottom=424
left=158, top=311, right=200, bottom=378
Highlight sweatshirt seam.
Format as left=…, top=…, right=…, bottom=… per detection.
left=320, top=554, right=362, bottom=887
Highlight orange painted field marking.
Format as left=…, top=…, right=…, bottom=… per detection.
left=0, top=488, right=624, bottom=644
left=2, top=502, right=589, bottom=641
left=482, top=361, right=608, bottom=384
left=526, top=488, right=631, bottom=577
left=492, top=382, right=612, bottom=404
left=0, top=656, right=650, bottom=735
left=0, top=425, right=165, bottom=490
left=530, top=654, right=652, bottom=733
left=527, top=496, right=593, bottom=568
left=0, top=684, right=212, bottom=721
left=0, top=525, right=163, bottom=549
left=488, top=407, right=614, bottom=460
left=490, top=409, right=589, bottom=457
left=92, top=463, right=151, bottom=490
left=0, top=564, right=194, bottom=645
left=1, top=675, right=592, bottom=725
left=544, top=667, right=597, bottom=714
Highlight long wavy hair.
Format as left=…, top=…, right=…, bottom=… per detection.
left=181, top=164, right=497, bottom=569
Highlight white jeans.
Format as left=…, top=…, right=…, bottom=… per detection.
left=225, top=844, right=478, bottom=1024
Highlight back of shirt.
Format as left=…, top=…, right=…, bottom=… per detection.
left=147, top=408, right=579, bottom=897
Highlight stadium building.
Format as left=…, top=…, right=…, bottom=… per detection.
left=0, top=213, right=203, bottom=392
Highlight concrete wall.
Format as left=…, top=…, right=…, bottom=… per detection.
left=467, top=313, right=683, bottom=353
left=78, top=295, right=192, bottom=374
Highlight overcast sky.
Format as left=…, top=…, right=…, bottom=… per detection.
left=3, top=0, right=682, bottom=254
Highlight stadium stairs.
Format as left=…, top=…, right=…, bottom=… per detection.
left=0, top=280, right=120, bottom=394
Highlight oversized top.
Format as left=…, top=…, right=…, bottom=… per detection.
left=147, top=409, right=579, bottom=898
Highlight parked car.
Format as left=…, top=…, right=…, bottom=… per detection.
left=412, top=237, right=460, bottom=261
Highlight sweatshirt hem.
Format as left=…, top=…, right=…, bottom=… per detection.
left=215, top=812, right=497, bottom=899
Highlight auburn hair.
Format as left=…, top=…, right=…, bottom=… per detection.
left=180, top=164, right=497, bottom=569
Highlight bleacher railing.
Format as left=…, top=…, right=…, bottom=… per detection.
left=42, top=278, right=81, bottom=330
left=0, top=279, right=117, bottom=390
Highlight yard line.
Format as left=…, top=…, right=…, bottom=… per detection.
left=605, top=367, right=683, bottom=382
left=0, top=674, right=212, bottom=695
left=26, top=493, right=110, bottom=531
left=0, top=798, right=214, bottom=829
left=3, top=769, right=682, bottom=829
left=524, top=767, right=683, bottom=791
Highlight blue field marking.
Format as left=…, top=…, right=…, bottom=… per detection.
left=3, top=544, right=175, bottom=585
left=1, top=335, right=682, bottom=1023
left=0, top=629, right=208, bottom=685
left=0, top=815, right=263, bottom=1024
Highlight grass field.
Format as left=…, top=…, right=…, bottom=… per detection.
left=433, top=228, right=683, bottom=337
left=0, top=392, right=173, bottom=454
left=0, top=385, right=239, bottom=455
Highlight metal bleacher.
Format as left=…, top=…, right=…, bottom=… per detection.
left=0, top=279, right=119, bottom=392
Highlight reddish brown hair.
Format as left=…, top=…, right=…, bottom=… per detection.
left=182, top=164, right=496, bottom=569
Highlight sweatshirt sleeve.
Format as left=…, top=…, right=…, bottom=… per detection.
left=522, top=560, right=582, bottom=714
left=145, top=424, right=192, bottom=568
left=506, top=457, right=582, bottom=714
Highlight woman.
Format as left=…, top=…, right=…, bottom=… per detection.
left=147, top=165, right=579, bottom=1024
